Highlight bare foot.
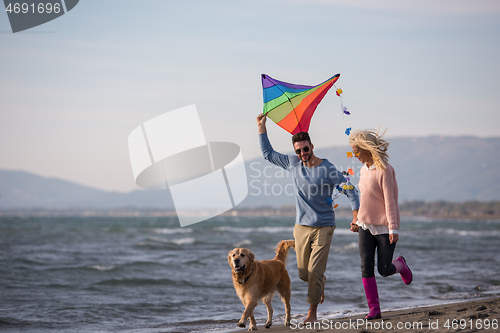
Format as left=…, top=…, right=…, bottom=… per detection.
left=320, top=275, right=326, bottom=304
left=303, top=304, right=318, bottom=323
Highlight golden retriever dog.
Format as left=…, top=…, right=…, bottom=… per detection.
left=228, top=240, right=295, bottom=331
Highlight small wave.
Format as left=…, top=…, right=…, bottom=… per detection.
left=138, top=237, right=195, bottom=246
left=95, top=278, right=174, bottom=286
left=171, top=237, right=195, bottom=245
left=319, top=309, right=365, bottom=320
left=334, top=228, right=357, bottom=236
left=101, top=227, right=137, bottom=234
left=437, top=229, right=500, bottom=237
left=343, top=241, right=358, bottom=250
left=0, top=317, right=28, bottom=326
left=331, top=241, right=358, bottom=253
left=233, top=239, right=252, bottom=247
left=153, top=228, right=193, bottom=235
left=87, top=265, right=116, bottom=271
left=433, top=292, right=487, bottom=301
left=214, top=226, right=294, bottom=234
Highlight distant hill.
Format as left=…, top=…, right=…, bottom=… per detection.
left=0, top=170, right=174, bottom=210
left=1, top=135, right=499, bottom=211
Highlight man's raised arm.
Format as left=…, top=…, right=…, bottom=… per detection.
left=257, top=113, right=289, bottom=170
left=257, top=113, right=267, bottom=134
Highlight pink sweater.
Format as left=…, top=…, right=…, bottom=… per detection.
left=357, top=163, right=400, bottom=232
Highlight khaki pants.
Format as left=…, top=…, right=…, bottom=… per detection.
left=293, top=224, right=335, bottom=305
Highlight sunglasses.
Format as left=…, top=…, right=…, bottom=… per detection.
left=295, top=146, right=310, bottom=155
left=352, top=150, right=360, bottom=156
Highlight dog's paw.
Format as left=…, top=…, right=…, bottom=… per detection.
left=238, top=321, right=246, bottom=328
left=265, top=320, right=272, bottom=328
left=284, top=320, right=290, bottom=326
left=248, top=326, right=258, bottom=331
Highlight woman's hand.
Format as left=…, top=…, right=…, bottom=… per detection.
left=350, top=220, right=359, bottom=232
left=389, top=233, right=399, bottom=244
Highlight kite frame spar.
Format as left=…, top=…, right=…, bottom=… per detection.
left=261, top=74, right=340, bottom=135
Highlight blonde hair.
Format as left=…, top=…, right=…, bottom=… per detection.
left=349, top=129, right=389, bottom=170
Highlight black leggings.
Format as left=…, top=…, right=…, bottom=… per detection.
left=359, top=227, right=397, bottom=278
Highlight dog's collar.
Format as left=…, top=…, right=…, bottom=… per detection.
left=238, top=268, right=253, bottom=285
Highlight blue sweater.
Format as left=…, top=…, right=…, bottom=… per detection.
left=260, top=132, right=360, bottom=227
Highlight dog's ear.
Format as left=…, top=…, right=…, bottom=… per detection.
left=248, top=250, right=255, bottom=261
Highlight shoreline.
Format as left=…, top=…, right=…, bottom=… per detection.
left=1, top=209, right=500, bottom=220
left=217, top=296, right=500, bottom=333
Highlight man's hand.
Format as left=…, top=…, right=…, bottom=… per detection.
left=257, top=113, right=267, bottom=134
left=351, top=209, right=359, bottom=232
left=350, top=220, right=359, bottom=232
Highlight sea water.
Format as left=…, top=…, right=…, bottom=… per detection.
left=1, top=215, right=499, bottom=332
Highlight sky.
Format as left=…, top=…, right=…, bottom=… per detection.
left=1, top=0, right=499, bottom=193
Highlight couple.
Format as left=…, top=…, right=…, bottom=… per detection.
left=256, top=113, right=413, bottom=323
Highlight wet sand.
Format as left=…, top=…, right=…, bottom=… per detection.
left=223, top=296, right=500, bottom=333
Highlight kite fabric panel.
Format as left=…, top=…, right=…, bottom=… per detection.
left=261, top=74, right=340, bottom=134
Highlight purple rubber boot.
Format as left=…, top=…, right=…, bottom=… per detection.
left=362, top=277, right=381, bottom=320
left=392, top=256, right=413, bottom=285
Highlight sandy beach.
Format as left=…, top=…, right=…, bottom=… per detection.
left=222, top=297, right=500, bottom=333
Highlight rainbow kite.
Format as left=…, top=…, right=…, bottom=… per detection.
left=261, top=74, right=340, bottom=134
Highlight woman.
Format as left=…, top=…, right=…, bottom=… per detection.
left=349, top=129, right=412, bottom=320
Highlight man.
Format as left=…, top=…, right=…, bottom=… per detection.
left=256, top=113, right=359, bottom=323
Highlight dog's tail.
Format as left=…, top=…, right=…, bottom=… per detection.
left=274, top=239, right=295, bottom=263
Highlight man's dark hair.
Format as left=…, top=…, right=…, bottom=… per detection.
left=292, top=132, right=311, bottom=145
